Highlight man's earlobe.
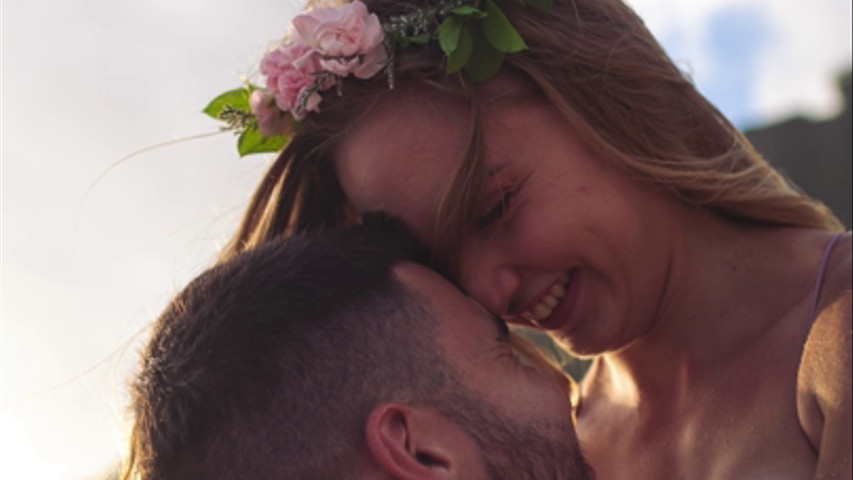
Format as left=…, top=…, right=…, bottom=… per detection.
left=365, top=404, right=482, bottom=479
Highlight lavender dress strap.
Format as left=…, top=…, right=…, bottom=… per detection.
left=808, top=233, right=846, bottom=323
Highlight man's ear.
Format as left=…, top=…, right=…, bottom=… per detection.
left=364, top=403, right=484, bottom=479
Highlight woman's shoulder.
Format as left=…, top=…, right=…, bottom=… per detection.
left=798, top=231, right=850, bottom=383
left=822, top=232, right=852, bottom=302
left=796, top=231, right=851, bottom=476
left=809, top=232, right=851, bottom=340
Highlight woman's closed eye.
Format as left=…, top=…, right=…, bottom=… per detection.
left=476, top=173, right=529, bottom=231
left=477, top=190, right=516, bottom=230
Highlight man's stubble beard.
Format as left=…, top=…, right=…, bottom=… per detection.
left=436, top=386, right=595, bottom=480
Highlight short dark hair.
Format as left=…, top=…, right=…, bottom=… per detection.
left=124, top=223, right=452, bottom=479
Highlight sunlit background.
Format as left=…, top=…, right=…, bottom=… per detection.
left=1, top=0, right=850, bottom=478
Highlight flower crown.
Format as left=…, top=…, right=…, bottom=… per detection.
left=205, top=0, right=551, bottom=156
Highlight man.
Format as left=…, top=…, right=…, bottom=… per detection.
left=124, top=224, right=593, bottom=479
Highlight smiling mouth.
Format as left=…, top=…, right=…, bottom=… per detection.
left=519, top=271, right=574, bottom=327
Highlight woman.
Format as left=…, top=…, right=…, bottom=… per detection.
left=214, top=0, right=851, bottom=477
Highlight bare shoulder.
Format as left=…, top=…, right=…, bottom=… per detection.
left=802, top=233, right=851, bottom=371
left=797, top=232, right=851, bottom=478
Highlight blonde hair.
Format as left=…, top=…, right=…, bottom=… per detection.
left=222, top=0, right=842, bottom=264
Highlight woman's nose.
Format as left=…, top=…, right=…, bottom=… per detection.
left=459, top=252, right=520, bottom=315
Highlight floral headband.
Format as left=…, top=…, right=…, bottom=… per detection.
left=205, top=0, right=551, bottom=156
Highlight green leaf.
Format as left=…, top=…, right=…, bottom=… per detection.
left=451, top=5, right=487, bottom=17
left=526, top=0, right=553, bottom=8
left=437, top=16, right=464, bottom=56
left=204, top=87, right=250, bottom=119
left=238, top=126, right=288, bottom=157
left=481, top=0, right=528, bottom=53
left=446, top=25, right=473, bottom=74
left=464, top=26, right=506, bottom=83
left=408, top=33, right=431, bottom=45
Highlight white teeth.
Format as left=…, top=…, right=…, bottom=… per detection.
left=543, top=295, right=559, bottom=308
left=550, top=283, right=566, bottom=298
left=533, top=303, right=553, bottom=319
left=517, top=271, right=573, bottom=324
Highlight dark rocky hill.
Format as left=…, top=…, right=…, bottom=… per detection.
left=745, top=71, right=852, bottom=228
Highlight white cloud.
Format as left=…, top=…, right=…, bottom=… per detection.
left=627, top=0, right=852, bottom=124
left=752, top=0, right=852, bottom=120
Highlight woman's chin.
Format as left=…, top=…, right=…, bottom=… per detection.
left=554, top=325, right=626, bottom=358
left=560, top=339, right=608, bottom=358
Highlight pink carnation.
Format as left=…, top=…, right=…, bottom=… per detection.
left=249, top=90, right=291, bottom=137
left=291, top=0, right=387, bottom=79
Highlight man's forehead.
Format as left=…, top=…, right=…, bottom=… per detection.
left=392, top=263, right=497, bottom=341
left=392, top=262, right=465, bottom=305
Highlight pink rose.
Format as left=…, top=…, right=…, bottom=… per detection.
left=291, top=0, right=387, bottom=79
left=321, top=42, right=388, bottom=79
left=259, top=45, right=328, bottom=118
left=249, top=90, right=291, bottom=137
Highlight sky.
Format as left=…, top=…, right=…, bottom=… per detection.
left=1, top=0, right=851, bottom=478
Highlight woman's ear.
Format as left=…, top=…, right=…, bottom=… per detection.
left=364, top=403, right=485, bottom=479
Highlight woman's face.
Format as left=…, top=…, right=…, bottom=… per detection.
left=336, top=77, right=682, bottom=355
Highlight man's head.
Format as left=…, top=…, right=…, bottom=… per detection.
left=125, top=224, right=592, bottom=479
